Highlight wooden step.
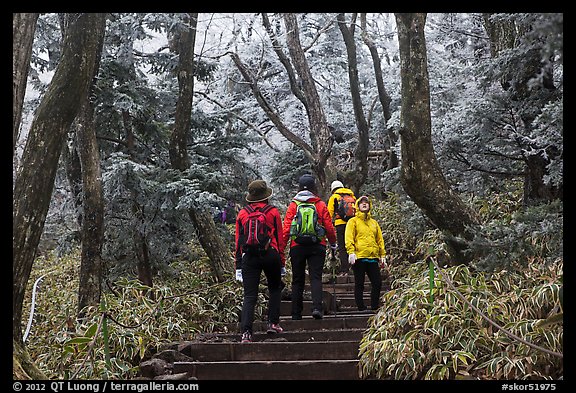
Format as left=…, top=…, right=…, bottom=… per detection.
left=306, top=282, right=361, bottom=294
left=203, top=328, right=364, bottom=343
left=140, top=272, right=375, bottom=381
left=225, top=314, right=372, bottom=333
left=177, top=340, right=360, bottom=361
left=173, top=359, right=360, bottom=380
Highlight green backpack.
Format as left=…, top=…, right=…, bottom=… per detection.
left=290, top=200, right=326, bottom=245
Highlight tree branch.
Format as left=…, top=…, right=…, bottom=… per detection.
left=227, top=50, right=316, bottom=161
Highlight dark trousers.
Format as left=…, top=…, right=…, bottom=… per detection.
left=241, top=248, right=282, bottom=334
left=352, top=261, right=382, bottom=310
left=335, top=224, right=349, bottom=273
left=289, top=244, right=326, bottom=317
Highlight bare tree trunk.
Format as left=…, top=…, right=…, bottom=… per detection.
left=169, top=13, right=196, bottom=171
left=119, top=105, right=156, bottom=287
left=76, top=90, right=105, bottom=316
left=282, top=14, right=335, bottom=196
left=133, top=219, right=153, bottom=288
left=13, top=338, right=47, bottom=380
left=168, top=13, right=229, bottom=282
left=62, top=136, right=84, bottom=228
left=482, top=13, right=517, bottom=90
left=76, top=14, right=106, bottom=317
left=233, top=13, right=339, bottom=197
left=188, top=209, right=230, bottom=282
left=395, top=13, right=478, bottom=264
left=122, top=109, right=136, bottom=156
left=359, top=13, right=398, bottom=171
left=483, top=13, right=561, bottom=205
left=13, top=13, right=39, bottom=156
left=231, top=14, right=341, bottom=198
left=524, top=152, right=563, bottom=205
left=12, top=13, right=106, bottom=379
left=336, top=13, right=369, bottom=195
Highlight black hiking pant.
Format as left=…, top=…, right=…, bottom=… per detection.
left=335, top=223, right=350, bottom=273
left=351, top=260, right=382, bottom=310
left=240, top=248, right=283, bottom=334
left=289, top=243, right=326, bottom=317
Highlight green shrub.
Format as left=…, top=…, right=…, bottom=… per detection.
left=358, top=259, right=563, bottom=380
left=24, top=249, right=245, bottom=379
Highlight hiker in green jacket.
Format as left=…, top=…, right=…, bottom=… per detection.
left=344, top=195, right=387, bottom=311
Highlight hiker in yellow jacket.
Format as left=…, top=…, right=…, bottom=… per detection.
left=327, top=181, right=356, bottom=274
left=344, top=195, right=387, bottom=311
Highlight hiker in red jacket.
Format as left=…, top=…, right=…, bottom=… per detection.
left=235, top=180, right=286, bottom=343
left=281, top=174, right=337, bottom=320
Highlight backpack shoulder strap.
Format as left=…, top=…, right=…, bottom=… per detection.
left=296, top=199, right=315, bottom=206
left=244, top=204, right=255, bottom=214
left=331, top=196, right=339, bottom=220
left=332, top=194, right=340, bottom=208
left=260, top=204, right=274, bottom=214
left=258, top=204, right=278, bottom=244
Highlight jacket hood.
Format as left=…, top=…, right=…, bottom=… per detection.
left=355, top=195, right=372, bottom=219
left=293, top=190, right=320, bottom=203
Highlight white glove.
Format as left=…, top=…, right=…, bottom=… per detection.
left=348, top=253, right=357, bottom=265
left=235, top=269, right=243, bottom=282
left=379, top=257, right=388, bottom=269
left=281, top=267, right=286, bottom=276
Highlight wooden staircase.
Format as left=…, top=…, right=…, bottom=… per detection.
left=139, top=272, right=387, bottom=380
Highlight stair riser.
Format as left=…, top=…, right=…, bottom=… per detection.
left=142, top=272, right=371, bottom=381
left=179, top=341, right=359, bottom=361
left=279, top=297, right=372, bottom=312
left=213, top=329, right=363, bottom=342
left=226, top=315, right=371, bottom=332
left=173, top=360, right=360, bottom=380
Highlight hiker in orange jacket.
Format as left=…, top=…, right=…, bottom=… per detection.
left=281, top=174, right=337, bottom=320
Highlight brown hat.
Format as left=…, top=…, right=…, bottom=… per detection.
left=246, top=180, right=273, bottom=202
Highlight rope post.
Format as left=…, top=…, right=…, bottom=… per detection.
left=99, top=298, right=111, bottom=369
left=330, top=249, right=337, bottom=318
left=428, top=257, right=435, bottom=304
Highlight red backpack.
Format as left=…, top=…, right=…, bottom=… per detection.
left=240, top=204, right=274, bottom=253
left=336, top=193, right=356, bottom=221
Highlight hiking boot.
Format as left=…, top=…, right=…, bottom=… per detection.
left=266, top=323, right=284, bottom=334
left=241, top=331, right=252, bottom=343
left=312, top=309, right=323, bottom=319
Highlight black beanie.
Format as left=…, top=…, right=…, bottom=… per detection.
left=298, top=174, right=317, bottom=192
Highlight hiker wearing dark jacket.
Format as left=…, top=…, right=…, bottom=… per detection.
left=281, top=174, right=337, bottom=320
left=345, top=195, right=387, bottom=311
left=235, top=180, right=286, bottom=343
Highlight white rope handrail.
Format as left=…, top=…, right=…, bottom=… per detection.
left=23, top=274, right=46, bottom=342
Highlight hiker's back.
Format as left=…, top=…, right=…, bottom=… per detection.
left=290, top=200, right=325, bottom=245
left=240, top=204, right=274, bottom=254
left=336, top=193, right=356, bottom=221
